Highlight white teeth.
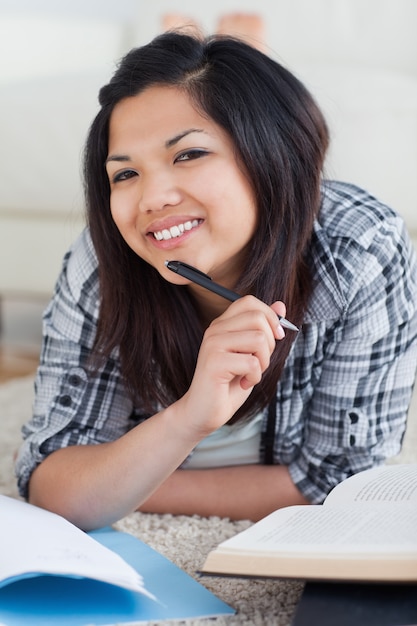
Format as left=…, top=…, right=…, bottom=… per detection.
left=153, top=219, right=200, bottom=241
left=170, top=225, right=181, bottom=237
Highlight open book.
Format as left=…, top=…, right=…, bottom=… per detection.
left=202, top=464, right=417, bottom=582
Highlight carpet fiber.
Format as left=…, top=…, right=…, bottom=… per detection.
left=1, top=375, right=416, bottom=625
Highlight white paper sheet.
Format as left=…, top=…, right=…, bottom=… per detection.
left=0, top=495, right=155, bottom=599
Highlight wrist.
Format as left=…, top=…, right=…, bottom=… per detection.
left=158, top=398, right=208, bottom=449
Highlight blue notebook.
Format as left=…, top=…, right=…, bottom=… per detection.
left=0, top=525, right=234, bottom=625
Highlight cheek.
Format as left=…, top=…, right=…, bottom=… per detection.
left=201, top=165, right=253, bottom=208
left=109, top=203, right=139, bottom=253
left=109, top=192, right=136, bottom=231
left=219, top=171, right=258, bottom=231
left=109, top=202, right=124, bottom=235
left=109, top=199, right=146, bottom=257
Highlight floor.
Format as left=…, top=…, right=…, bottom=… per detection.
left=0, top=297, right=46, bottom=383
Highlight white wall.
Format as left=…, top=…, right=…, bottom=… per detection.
left=130, top=0, right=417, bottom=226
left=1, top=0, right=416, bottom=296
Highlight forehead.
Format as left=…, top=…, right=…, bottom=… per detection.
left=108, top=86, right=209, bottom=142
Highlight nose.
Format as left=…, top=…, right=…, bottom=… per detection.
left=138, top=170, right=182, bottom=213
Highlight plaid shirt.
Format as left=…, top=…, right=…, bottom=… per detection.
left=16, top=181, right=417, bottom=503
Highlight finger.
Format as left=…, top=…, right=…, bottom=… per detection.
left=270, top=301, right=287, bottom=340
left=220, top=295, right=287, bottom=340
left=210, top=297, right=278, bottom=350
left=208, top=351, right=264, bottom=388
left=270, top=300, right=286, bottom=319
left=203, top=327, right=275, bottom=373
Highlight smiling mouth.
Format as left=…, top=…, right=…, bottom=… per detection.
left=152, top=219, right=202, bottom=241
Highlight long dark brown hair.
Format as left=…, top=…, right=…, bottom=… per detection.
left=84, top=31, right=329, bottom=421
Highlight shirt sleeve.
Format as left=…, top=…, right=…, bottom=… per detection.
left=15, top=231, right=136, bottom=499
left=288, top=205, right=417, bottom=503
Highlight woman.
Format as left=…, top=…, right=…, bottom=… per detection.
left=16, top=32, right=417, bottom=530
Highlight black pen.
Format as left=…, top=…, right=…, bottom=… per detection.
left=165, top=260, right=299, bottom=332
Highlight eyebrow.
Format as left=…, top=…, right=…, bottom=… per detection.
left=105, top=154, right=131, bottom=165
left=165, top=128, right=204, bottom=148
left=105, top=128, right=205, bottom=165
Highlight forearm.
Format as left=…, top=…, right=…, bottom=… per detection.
left=28, top=401, right=200, bottom=531
left=138, top=464, right=310, bottom=521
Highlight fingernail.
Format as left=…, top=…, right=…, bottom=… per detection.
left=276, top=324, right=285, bottom=339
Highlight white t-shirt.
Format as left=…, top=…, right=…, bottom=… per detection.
left=182, top=412, right=263, bottom=469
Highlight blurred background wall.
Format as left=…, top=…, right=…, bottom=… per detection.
left=1, top=0, right=416, bottom=302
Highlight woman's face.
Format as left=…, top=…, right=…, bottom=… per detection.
left=106, top=85, right=257, bottom=291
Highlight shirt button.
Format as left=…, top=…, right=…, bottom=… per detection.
left=349, top=434, right=356, bottom=446
left=68, top=374, right=82, bottom=387
left=59, top=395, right=72, bottom=407
left=349, top=412, right=359, bottom=424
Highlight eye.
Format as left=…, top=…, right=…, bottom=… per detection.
left=111, top=169, right=138, bottom=183
left=174, top=149, right=208, bottom=163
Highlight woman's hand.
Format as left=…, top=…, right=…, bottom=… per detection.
left=177, top=296, right=286, bottom=439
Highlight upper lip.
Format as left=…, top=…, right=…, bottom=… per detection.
left=146, top=215, right=202, bottom=235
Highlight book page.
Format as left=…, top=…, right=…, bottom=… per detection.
left=218, top=505, right=417, bottom=555
left=0, top=495, right=154, bottom=598
left=323, top=464, right=417, bottom=508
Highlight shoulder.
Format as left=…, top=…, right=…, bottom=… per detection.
left=38, top=228, right=100, bottom=346
left=66, top=227, right=98, bottom=283
left=57, top=227, right=100, bottom=310
left=318, top=180, right=403, bottom=247
left=306, top=180, right=417, bottom=321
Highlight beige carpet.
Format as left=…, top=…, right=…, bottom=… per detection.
left=1, top=375, right=416, bottom=625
